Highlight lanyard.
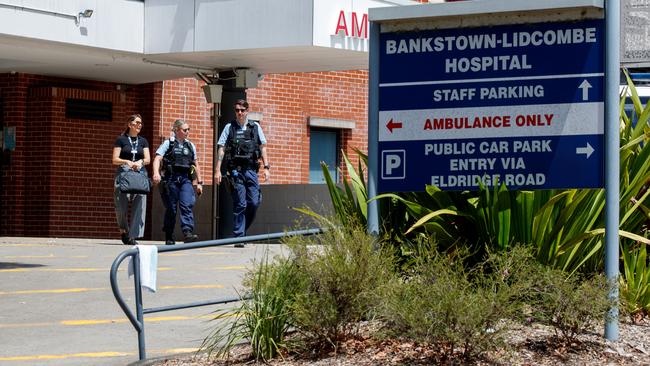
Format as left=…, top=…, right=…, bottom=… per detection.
left=129, top=136, right=139, bottom=161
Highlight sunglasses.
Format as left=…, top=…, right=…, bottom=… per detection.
left=181, top=128, right=190, bottom=132
left=235, top=108, right=247, bottom=113
left=132, top=120, right=143, bottom=125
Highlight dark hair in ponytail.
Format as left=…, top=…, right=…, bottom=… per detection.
left=123, top=114, right=142, bottom=136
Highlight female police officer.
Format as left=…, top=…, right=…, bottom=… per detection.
left=152, top=119, right=203, bottom=245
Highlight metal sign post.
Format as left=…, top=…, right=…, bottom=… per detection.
left=604, top=0, right=620, bottom=341
left=368, top=20, right=381, bottom=236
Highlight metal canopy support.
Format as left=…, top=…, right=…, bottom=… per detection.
left=196, top=72, right=221, bottom=239
left=211, top=101, right=221, bottom=239
left=604, top=0, right=620, bottom=341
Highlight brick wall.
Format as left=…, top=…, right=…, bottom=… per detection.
left=0, top=73, right=157, bottom=238
left=247, top=70, right=368, bottom=184
left=154, top=70, right=369, bottom=186
left=1, top=69, right=370, bottom=239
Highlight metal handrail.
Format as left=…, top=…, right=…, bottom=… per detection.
left=109, top=228, right=323, bottom=361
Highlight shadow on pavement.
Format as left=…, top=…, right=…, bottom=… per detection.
left=0, top=262, right=45, bottom=269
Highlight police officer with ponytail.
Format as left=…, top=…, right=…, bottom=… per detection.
left=153, top=119, right=203, bottom=245
left=215, top=100, right=269, bottom=246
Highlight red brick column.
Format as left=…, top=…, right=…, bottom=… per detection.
left=0, top=73, right=29, bottom=236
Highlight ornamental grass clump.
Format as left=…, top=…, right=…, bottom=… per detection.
left=201, top=253, right=303, bottom=361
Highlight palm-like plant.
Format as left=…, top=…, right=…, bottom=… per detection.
left=309, top=74, right=650, bottom=315
left=618, top=71, right=650, bottom=317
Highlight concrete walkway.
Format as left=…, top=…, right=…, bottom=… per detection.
left=0, top=237, right=286, bottom=366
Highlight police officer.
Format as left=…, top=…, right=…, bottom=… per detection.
left=215, top=100, right=269, bottom=246
left=153, top=119, right=203, bottom=245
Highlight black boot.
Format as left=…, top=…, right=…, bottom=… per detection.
left=121, top=232, right=130, bottom=245
left=165, top=233, right=175, bottom=245
left=183, top=231, right=198, bottom=243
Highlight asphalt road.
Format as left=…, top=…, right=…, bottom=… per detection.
left=0, top=237, right=286, bottom=366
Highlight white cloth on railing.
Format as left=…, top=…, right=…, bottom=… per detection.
left=127, top=244, right=158, bottom=293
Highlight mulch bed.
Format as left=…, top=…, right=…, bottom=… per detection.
left=150, top=318, right=650, bottom=366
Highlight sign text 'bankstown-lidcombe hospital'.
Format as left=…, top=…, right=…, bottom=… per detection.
left=377, top=19, right=604, bottom=192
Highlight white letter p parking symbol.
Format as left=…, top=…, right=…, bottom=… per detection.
left=385, top=155, right=400, bottom=174
left=381, top=150, right=405, bottom=179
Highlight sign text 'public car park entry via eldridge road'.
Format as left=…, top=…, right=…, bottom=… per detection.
left=377, top=19, right=605, bottom=192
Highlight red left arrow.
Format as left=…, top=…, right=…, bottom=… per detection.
left=386, top=118, right=403, bottom=133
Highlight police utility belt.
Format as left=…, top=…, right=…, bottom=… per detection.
left=228, top=158, right=259, bottom=172
left=167, top=165, right=191, bottom=174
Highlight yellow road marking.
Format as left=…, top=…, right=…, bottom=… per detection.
left=0, top=313, right=232, bottom=328
left=2, top=254, right=87, bottom=259
left=164, top=252, right=228, bottom=257
left=0, top=267, right=173, bottom=273
left=0, top=351, right=132, bottom=361
left=62, top=314, right=227, bottom=325
left=0, top=264, right=247, bottom=273
left=0, top=287, right=103, bottom=295
left=0, top=283, right=224, bottom=296
left=2, top=254, right=54, bottom=259
left=0, top=348, right=200, bottom=361
left=213, top=265, right=246, bottom=270
left=0, top=244, right=53, bottom=247
left=60, top=319, right=128, bottom=325
left=147, top=315, right=208, bottom=323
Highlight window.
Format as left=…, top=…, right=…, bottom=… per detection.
left=65, top=99, right=112, bottom=121
left=309, top=129, right=339, bottom=184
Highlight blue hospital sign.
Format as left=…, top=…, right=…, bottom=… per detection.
left=377, top=19, right=604, bottom=192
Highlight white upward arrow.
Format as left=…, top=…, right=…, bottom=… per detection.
left=579, top=80, right=592, bottom=101
left=576, top=142, right=594, bottom=158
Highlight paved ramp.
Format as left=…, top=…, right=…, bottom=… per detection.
left=0, top=237, right=286, bottom=366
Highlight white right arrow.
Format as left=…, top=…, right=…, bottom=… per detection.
left=576, top=142, right=594, bottom=159
left=579, top=80, right=592, bottom=101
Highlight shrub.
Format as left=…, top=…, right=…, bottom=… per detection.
left=378, top=244, right=534, bottom=362
left=530, top=270, right=612, bottom=343
left=483, top=246, right=613, bottom=344
left=282, top=220, right=394, bottom=351
left=478, top=245, right=546, bottom=315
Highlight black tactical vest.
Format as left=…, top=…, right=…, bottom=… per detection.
left=163, top=139, right=194, bottom=172
left=225, top=121, right=260, bottom=169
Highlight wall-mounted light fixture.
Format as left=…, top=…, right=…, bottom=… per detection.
left=202, top=84, right=223, bottom=104
left=0, top=4, right=94, bottom=26
left=76, top=9, right=93, bottom=25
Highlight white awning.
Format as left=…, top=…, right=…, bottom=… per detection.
left=0, top=0, right=414, bottom=84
